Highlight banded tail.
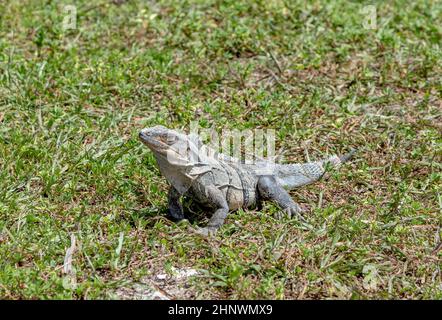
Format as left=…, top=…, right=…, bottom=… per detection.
left=275, top=149, right=356, bottom=190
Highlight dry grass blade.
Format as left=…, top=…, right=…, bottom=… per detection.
left=432, top=242, right=442, bottom=255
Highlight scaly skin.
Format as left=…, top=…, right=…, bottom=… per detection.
left=139, top=125, right=356, bottom=236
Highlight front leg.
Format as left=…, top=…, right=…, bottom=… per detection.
left=257, top=175, right=306, bottom=222
left=194, top=185, right=229, bottom=236
left=167, top=186, right=186, bottom=221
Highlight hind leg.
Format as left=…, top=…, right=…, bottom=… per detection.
left=257, top=175, right=305, bottom=221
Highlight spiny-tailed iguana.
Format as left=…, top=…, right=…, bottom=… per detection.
left=139, top=125, right=356, bottom=236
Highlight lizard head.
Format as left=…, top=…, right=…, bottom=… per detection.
left=139, top=125, right=198, bottom=165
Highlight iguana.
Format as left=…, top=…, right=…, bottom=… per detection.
left=139, top=125, right=356, bottom=236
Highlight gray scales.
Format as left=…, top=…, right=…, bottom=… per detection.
left=139, top=125, right=356, bottom=236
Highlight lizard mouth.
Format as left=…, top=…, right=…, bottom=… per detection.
left=139, top=126, right=194, bottom=165
left=139, top=130, right=169, bottom=152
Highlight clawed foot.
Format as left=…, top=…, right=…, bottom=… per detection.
left=191, top=226, right=218, bottom=237
left=276, top=205, right=307, bottom=223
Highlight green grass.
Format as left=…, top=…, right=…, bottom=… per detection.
left=0, top=0, right=441, bottom=299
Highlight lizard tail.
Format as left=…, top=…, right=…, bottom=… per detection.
left=339, top=148, right=357, bottom=163
left=275, top=149, right=356, bottom=190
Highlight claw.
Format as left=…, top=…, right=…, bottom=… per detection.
left=294, top=211, right=307, bottom=224
left=279, top=206, right=308, bottom=223
left=192, top=226, right=218, bottom=237
left=276, top=211, right=283, bottom=220
left=284, top=207, right=292, bottom=218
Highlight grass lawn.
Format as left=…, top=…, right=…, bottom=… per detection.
left=0, top=0, right=441, bottom=299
